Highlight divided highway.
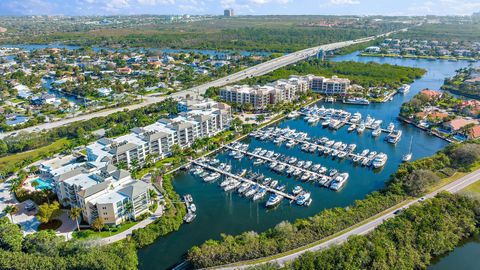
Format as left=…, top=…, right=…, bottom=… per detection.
left=0, top=29, right=402, bottom=139
left=215, top=168, right=480, bottom=269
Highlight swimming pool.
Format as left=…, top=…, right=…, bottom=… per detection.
left=32, top=178, right=53, bottom=190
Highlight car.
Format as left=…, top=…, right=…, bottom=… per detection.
left=24, top=201, right=36, bottom=211
left=393, top=209, right=402, bottom=215
left=419, top=197, right=426, bottom=202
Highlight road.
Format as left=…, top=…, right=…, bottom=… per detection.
left=215, top=168, right=480, bottom=269
left=0, top=29, right=403, bottom=139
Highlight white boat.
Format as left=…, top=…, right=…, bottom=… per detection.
left=387, top=130, right=402, bottom=144
left=204, top=172, right=221, bottom=182
left=220, top=178, right=233, bottom=187
left=312, top=164, right=321, bottom=171
left=371, top=120, right=383, bottom=129
left=303, top=161, right=312, bottom=169
left=367, top=151, right=377, bottom=160
left=293, top=169, right=302, bottom=177
left=403, top=136, right=413, bottom=162
left=253, top=189, right=267, bottom=201
left=297, top=160, right=305, bottom=167
left=245, top=185, right=259, bottom=197
left=253, top=159, right=264, bottom=165
left=292, top=186, right=303, bottom=195
left=348, top=124, right=356, bottom=132
left=360, top=149, right=369, bottom=156
left=266, top=194, right=283, bottom=208
left=332, top=141, right=342, bottom=149
left=321, top=119, right=331, bottom=127
left=347, top=144, right=357, bottom=152
left=286, top=166, right=295, bottom=175
left=270, top=180, right=279, bottom=188
left=233, top=152, right=244, bottom=159
left=398, top=84, right=410, bottom=94
left=189, top=203, right=197, bottom=212
left=296, top=192, right=311, bottom=206
left=288, top=157, right=298, bottom=164
left=372, top=128, right=382, bottom=137
left=387, top=122, right=395, bottom=132
left=184, top=212, right=196, bottom=223
left=286, top=140, right=296, bottom=148
left=337, top=151, right=347, bottom=159
left=307, top=116, right=319, bottom=124
left=318, top=167, right=327, bottom=174
left=350, top=112, right=362, bottom=123
left=357, top=124, right=366, bottom=133
left=269, top=162, right=278, bottom=169
left=330, top=173, right=349, bottom=191
left=372, top=153, right=388, bottom=168
left=224, top=180, right=241, bottom=191
left=301, top=173, right=311, bottom=181
left=238, top=182, right=251, bottom=193
left=325, top=140, right=335, bottom=147
left=287, top=111, right=300, bottom=118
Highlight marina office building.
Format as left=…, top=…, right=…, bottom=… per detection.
left=219, top=75, right=350, bottom=109
left=86, top=99, right=232, bottom=169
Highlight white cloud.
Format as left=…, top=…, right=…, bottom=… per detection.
left=329, top=0, right=360, bottom=5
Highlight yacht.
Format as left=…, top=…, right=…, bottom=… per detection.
left=224, top=180, right=241, bottom=191
left=293, top=169, right=302, bottom=177
left=337, top=151, right=347, bottom=159
left=387, top=122, right=395, bottom=132
left=245, top=185, right=259, bottom=197
left=318, top=167, right=327, bottom=174
left=344, top=97, right=370, bottom=105
left=303, top=161, right=312, bottom=169
left=398, top=84, right=411, bottom=94
left=371, top=120, right=383, bottom=129
left=387, top=130, right=402, bottom=144
left=357, top=124, right=366, bottom=133
left=184, top=212, right=196, bottom=223
left=348, top=124, right=356, bottom=132
left=301, top=173, right=311, bottom=182
left=296, top=192, right=311, bottom=206
left=286, top=166, right=295, bottom=175
left=253, top=159, right=265, bottom=165
left=265, top=194, right=283, bottom=208
left=372, top=153, right=388, bottom=168
left=238, top=182, right=251, bottom=194
left=276, top=184, right=286, bottom=192
left=233, top=152, right=244, bottom=159
left=292, top=186, right=303, bottom=195
left=312, top=164, right=321, bottom=172
left=372, top=128, right=382, bottom=137
left=220, top=178, right=233, bottom=187
left=286, top=140, right=296, bottom=148
left=204, top=172, right=221, bottom=182
left=270, top=180, right=279, bottom=189
left=328, top=169, right=338, bottom=177
left=287, top=111, right=300, bottom=118
left=274, top=164, right=286, bottom=173
left=269, top=162, right=278, bottom=169
left=330, top=173, right=349, bottom=191
left=189, top=203, right=197, bottom=213
left=350, top=112, right=362, bottom=123
left=253, top=189, right=267, bottom=201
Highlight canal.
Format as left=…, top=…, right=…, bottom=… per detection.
left=428, top=234, right=480, bottom=270
left=137, top=52, right=478, bottom=269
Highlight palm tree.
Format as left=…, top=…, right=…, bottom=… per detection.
left=42, top=189, right=51, bottom=205
left=69, top=207, right=82, bottom=231
left=124, top=201, right=134, bottom=221
left=3, top=205, right=17, bottom=223
left=31, top=180, right=39, bottom=190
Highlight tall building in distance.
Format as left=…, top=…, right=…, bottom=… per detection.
left=224, top=9, right=234, bottom=17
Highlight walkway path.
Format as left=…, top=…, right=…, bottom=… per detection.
left=215, top=168, right=480, bottom=269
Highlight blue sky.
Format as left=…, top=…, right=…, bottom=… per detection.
left=0, top=0, right=479, bottom=16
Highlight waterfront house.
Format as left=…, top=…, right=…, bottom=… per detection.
left=420, top=89, right=443, bottom=101
left=442, top=118, right=479, bottom=132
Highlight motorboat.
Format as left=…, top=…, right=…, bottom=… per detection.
left=274, top=164, right=286, bottom=173
left=266, top=194, right=283, bottom=208
left=292, top=186, right=303, bottom=195
left=367, top=151, right=378, bottom=160
left=347, top=144, right=357, bottom=152
left=288, top=157, right=298, bottom=164
left=189, top=203, right=197, bottom=212
left=296, top=192, right=311, bottom=206
left=297, top=160, right=305, bottom=167
left=301, top=173, right=311, bottom=182
left=184, top=212, right=196, bottom=223
left=286, top=166, right=295, bottom=175
left=325, top=140, right=335, bottom=147
left=328, top=169, right=338, bottom=177
left=253, top=159, right=265, bottom=165
left=220, top=178, right=233, bottom=187
left=303, top=161, right=312, bottom=169
left=312, top=164, right=321, bottom=171
left=387, top=122, right=395, bottom=132
left=269, top=162, right=278, bottom=169
left=372, top=153, right=388, bottom=168
left=245, top=185, right=259, bottom=197
left=253, top=189, right=267, bottom=201
left=357, top=124, right=366, bottom=133
left=387, top=130, right=402, bottom=144
left=263, top=178, right=272, bottom=186
left=276, top=184, right=286, bottom=192
left=371, top=120, right=383, bottom=129
left=293, top=169, right=302, bottom=177
left=318, top=167, right=327, bottom=174
left=286, top=140, right=296, bottom=148
left=238, top=182, right=251, bottom=193
left=337, top=151, right=347, bottom=159
left=270, top=180, right=279, bottom=188
left=332, top=141, right=342, bottom=149
left=348, top=124, right=356, bottom=132
left=224, top=180, right=241, bottom=191
left=398, top=84, right=410, bottom=94
left=233, top=152, right=244, bottom=159
left=372, top=128, right=382, bottom=137
left=330, top=173, right=349, bottom=191
left=204, top=172, right=221, bottom=182
left=360, top=149, right=369, bottom=156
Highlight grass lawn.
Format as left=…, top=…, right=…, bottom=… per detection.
left=72, top=221, right=139, bottom=239
left=38, top=219, right=62, bottom=231
left=462, top=181, right=480, bottom=193
left=0, top=138, right=71, bottom=175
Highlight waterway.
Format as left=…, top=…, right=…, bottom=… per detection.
left=428, top=234, right=480, bottom=270
left=137, top=52, right=478, bottom=270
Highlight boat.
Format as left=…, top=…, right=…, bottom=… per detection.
left=343, top=97, right=370, bottom=105
left=372, top=128, right=382, bottom=137
left=357, top=124, right=366, bottom=133
left=387, top=130, right=402, bottom=144
left=276, top=184, right=286, bottom=192
left=292, top=186, right=303, bottom=195
left=184, top=212, right=196, bottom=223
left=192, top=167, right=204, bottom=175
left=303, top=161, right=312, bottom=169
left=347, top=144, right=357, bottom=152
left=293, top=169, right=302, bottom=177
left=360, top=149, right=369, bottom=156
left=348, top=124, right=356, bottom=132
left=332, top=141, right=342, bottom=149
left=321, top=119, right=331, bottom=127
left=253, top=159, right=265, bottom=165
left=350, top=112, right=362, bottom=123
left=204, top=172, right=221, bottom=182
left=398, top=84, right=410, bottom=94
left=209, top=159, right=220, bottom=165
left=286, top=140, right=296, bottom=148
left=245, top=185, right=259, bottom=197
left=307, top=116, right=319, bottom=124
left=296, top=192, right=311, bottom=206
left=263, top=177, right=272, bottom=186
left=319, top=176, right=329, bottom=186
left=274, top=164, right=286, bottom=173
left=220, top=178, right=233, bottom=187
left=323, top=148, right=333, bottom=155
left=270, top=180, right=279, bottom=188
left=328, top=169, right=338, bottom=177
left=233, top=152, right=244, bottom=159
left=325, top=140, right=335, bottom=147
left=387, top=122, right=395, bottom=132
left=337, top=151, right=347, bottom=159
left=288, top=157, right=298, bottom=164
left=402, top=136, right=413, bottom=162
left=224, top=180, right=241, bottom=191
left=353, top=155, right=363, bottom=163
left=301, top=173, right=311, bottom=182
left=269, top=162, right=278, bottom=169
left=312, top=164, right=321, bottom=171
left=297, top=160, right=305, bottom=167
left=253, top=189, right=267, bottom=201
left=367, top=151, right=378, bottom=160
left=238, top=169, right=247, bottom=177
left=318, top=167, right=327, bottom=174
left=224, top=164, right=232, bottom=172
left=286, top=166, right=295, bottom=175
left=238, top=182, right=251, bottom=193
left=266, top=194, right=283, bottom=208
left=330, top=173, right=349, bottom=191
left=371, top=120, right=383, bottom=129
left=372, top=153, right=388, bottom=168
left=301, top=143, right=310, bottom=152
left=189, top=203, right=197, bottom=212
left=328, top=119, right=341, bottom=129
left=331, top=150, right=339, bottom=157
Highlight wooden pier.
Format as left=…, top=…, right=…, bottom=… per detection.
left=192, top=160, right=296, bottom=200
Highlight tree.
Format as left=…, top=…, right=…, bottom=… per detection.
left=124, top=201, right=134, bottom=221
left=36, top=201, right=61, bottom=224
left=2, top=205, right=17, bottom=223
left=91, top=218, right=104, bottom=232
left=31, top=180, right=39, bottom=190
left=149, top=189, right=158, bottom=203
left=0, top=217, right=23, bottom=252
left=171, top=144, right=182, bottom=157
left=69, top=207, right=82, bottom=232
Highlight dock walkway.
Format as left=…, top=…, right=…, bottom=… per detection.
left=192, top=160, right=296, bottom=200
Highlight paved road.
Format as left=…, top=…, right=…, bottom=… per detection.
left=216, top=168, right=480, bottom=269
left=0, top=29, right=404, bottom=140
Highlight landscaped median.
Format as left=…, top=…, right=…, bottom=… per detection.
left=186, top=140, right=480, bottom=268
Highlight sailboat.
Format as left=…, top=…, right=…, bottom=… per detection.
left=402, top=136, right=413, bottom=162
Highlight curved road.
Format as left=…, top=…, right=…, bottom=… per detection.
left=215, top=168, right=480, bottom=269
left=0, top=29, right=404, bottom=139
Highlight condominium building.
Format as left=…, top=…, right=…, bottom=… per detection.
left=309, top=75, right=351, bottom=94
left=53, top=162, right=150, bottom=225
left=224, top=9, right=234, bottom=17
left=86, top=99, right=232, bottom=168
left=219, top=76, right=309, bottom=110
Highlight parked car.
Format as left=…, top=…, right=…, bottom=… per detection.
left=24, top=201, right=36, bottom=211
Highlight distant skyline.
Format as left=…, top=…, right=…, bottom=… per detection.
left=0, top=0, right=479, bottom=16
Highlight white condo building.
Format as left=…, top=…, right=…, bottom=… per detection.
left=86, top=99, right=232, bottom=168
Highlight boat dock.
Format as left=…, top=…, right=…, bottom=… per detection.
left=192, top=160, right=296, bottom=200
left=299, top=112, right=392, bottom=134
left=223, top=145, right=335, bottom=186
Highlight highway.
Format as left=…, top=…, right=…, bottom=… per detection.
left=215, top=168, right=480, bottom=269
left=0, top=29, right=403, bottom=139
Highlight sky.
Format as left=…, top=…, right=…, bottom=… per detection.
left=0, top=0, right=479, bottom=16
